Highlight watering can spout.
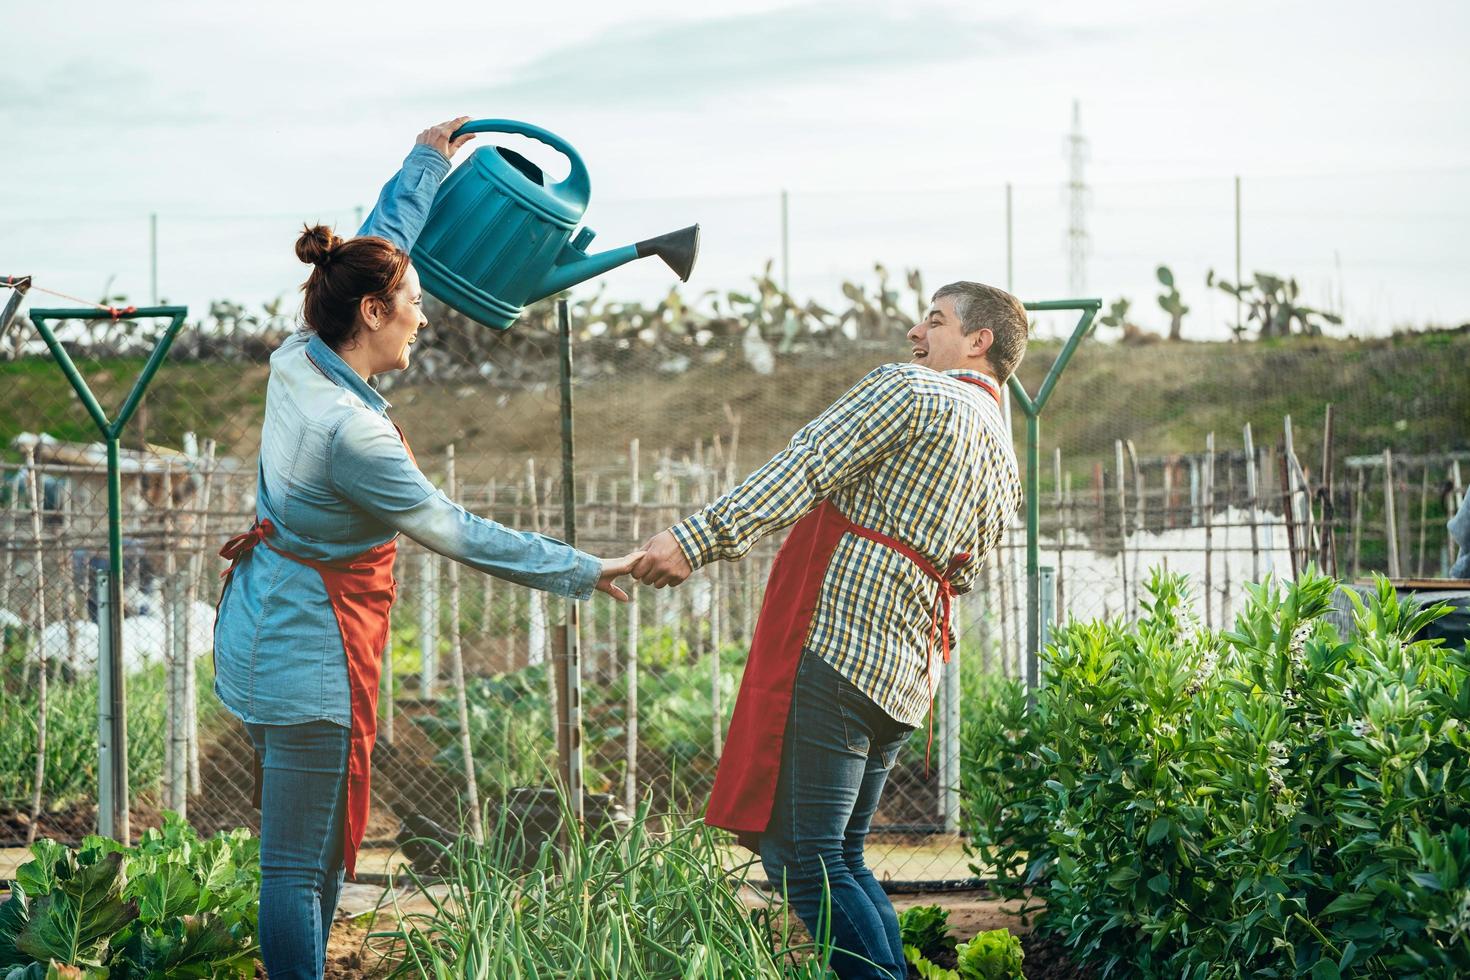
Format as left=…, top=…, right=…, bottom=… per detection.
left=635, top=224, right=700, bottom=282
left=527, top=224, right=701, bottom=304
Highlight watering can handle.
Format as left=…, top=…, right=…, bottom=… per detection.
left=450, top=119, right=592, bottom=209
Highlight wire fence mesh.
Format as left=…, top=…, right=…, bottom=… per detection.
left=0, top=264, right=1464, bottom=884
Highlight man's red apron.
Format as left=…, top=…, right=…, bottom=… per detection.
left=216, top=427, right=414, bottom=880
left=704, top=373, right=1001, bottom=852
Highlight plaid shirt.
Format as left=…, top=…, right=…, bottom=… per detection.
left=671, top=363, right=1021, bottom=726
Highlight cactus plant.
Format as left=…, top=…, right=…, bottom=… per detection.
left=1207, top=270, right=1343, bottom=338
left=1156, top=265, right=1188, bottom=341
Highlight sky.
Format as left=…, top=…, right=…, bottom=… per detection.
left=4, top=0, right=1468, bottom=339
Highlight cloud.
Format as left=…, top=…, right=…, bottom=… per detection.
left=0, top=60, right=217, bottom=128
left=441, top=2, right=1098, bottom=107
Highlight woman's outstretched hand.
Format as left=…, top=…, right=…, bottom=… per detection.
left=417, top=116, right=476, bottom=161
left=596, top=551, right=646, bottom=602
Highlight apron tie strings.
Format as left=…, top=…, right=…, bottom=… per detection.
left=218, top=519, right=275, bottom=573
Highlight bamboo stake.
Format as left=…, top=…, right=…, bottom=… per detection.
left=445, top=447, right=483, bottom=842
left=1318, top=405, right=1338, bottom=576
left=1115, top=442, right=1130, bottom=616
left=1204, top=433, right=1215, bottom=629
left=1062, top=472, right=1073, bottom=620
left=480, top=481, right=497, bottom=637
left=625, top=440, right=641, bottom=812
left=1351, top=467, right=1366, bottom=580
left=979, top=558, right=994, bottom=675
left=1126, top=440, right=1143, bottom=605
left=996, top=519, right=1013, bottom=677
left=1383, top=449, right=1401, bottom=578
left=1162, top=456, right=1175, bottom=530
left=1243, top=423, right=1260, bottom=583
left=24, top=448, right=49, bottom=845
left=1415, top=464, right=1431, bottom=579
left=1280, top=448, right=1300, bottom=579
left=186, top=440, right=217, bottom=793
left=526, top=460, right=554, bottom=732
left=1054, top=449, right=1066, bottom=631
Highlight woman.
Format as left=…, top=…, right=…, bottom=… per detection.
left=212, top=117, right=641, bottom=980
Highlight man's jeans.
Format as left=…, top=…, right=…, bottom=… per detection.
left=760, top=651, right=916, bottom=980
left=245, top=721, right=349, bottom=980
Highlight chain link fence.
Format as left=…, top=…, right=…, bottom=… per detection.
left=1, top=260, right=1465, bottom=884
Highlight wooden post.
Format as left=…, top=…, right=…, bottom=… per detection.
left=1383, top=449, right=1401, bottom=578
left=1243, top=423, right=1261, bottom=583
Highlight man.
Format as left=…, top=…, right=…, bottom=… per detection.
left=631, top=281, right=1026, bottom=980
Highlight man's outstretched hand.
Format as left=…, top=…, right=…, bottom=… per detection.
left=597, top=551, right=646, bottom=602
left=630, top=529, right=693, bottom=589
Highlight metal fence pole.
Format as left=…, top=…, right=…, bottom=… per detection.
left=556, top=298, right=584, bottom=824
left=29, top=305, right=188, bottom=842
left=1010, top=299, right=1100, bottom=696
left=1039, top=565, right=1056, bottom=653
left=96, top=568, right=116, bottom=841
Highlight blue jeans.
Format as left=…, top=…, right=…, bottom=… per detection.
left=245, top=720, right=349, bottom=980
left=760, top=651, right=915, bottom=980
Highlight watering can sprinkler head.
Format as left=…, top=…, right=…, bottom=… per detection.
left=408, top=119, right=702, bottom=330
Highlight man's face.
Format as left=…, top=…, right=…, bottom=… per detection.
left=907, top=295, right=977, bottom=373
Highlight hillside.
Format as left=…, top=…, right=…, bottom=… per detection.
left=3, top=328, right=1466, bottom=490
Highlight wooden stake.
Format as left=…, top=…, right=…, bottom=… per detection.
left=24, top=448, right=49, bottom=844
left=1351, top=466, right=1366, bottom=580
left=446, top=447, right=483, bottom=842
left=1204, top=433, right=1215, bottom=629
left=625, top=440, right=642, bottom=812
left=1243, top=423, right=1261, bottom=583
left=1383, top=448, right=1401, bottom=578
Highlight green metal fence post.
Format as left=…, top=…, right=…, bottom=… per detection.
left=556, top=298, right=584, bottom=825
left=1011, top=299, right=1101, bottom=694
left=27, top=306, right=188, bottom=843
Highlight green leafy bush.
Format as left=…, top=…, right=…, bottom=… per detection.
left=0, top=813, right=259, bottom=978
left=961, top=569, right=1470, bottom=977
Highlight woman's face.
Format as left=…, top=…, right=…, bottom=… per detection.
left=370, top=264, right=427, bottom=374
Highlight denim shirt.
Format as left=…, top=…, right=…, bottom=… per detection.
left=214, top=145, right=601, bottom=728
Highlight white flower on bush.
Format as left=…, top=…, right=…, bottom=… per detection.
left=1288, top=621, right=1314, bottom=671
left=1186, top=647, right=1220, bottom=695
left=1264, top=740, right=1292, bottom=796
left=1350, top=719, right=1370, bottom=738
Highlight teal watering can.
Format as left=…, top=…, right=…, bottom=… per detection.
left=410, top=119, right=700, bottom=330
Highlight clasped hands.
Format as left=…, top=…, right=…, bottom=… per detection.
left=597, top=529, right=693, bottom=602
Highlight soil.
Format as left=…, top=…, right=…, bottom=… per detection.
left=1020, top=931, right=1098, bottom=980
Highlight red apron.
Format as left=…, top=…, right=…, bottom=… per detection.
left=216, top=428, right=414, bottom=879
left=704, top=373, right=1001, bottom=852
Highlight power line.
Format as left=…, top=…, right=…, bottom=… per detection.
left=1067, top=99, right=1090, bottom=297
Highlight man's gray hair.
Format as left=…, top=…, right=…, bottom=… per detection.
left=932, top=281, right=1029, bottom=381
